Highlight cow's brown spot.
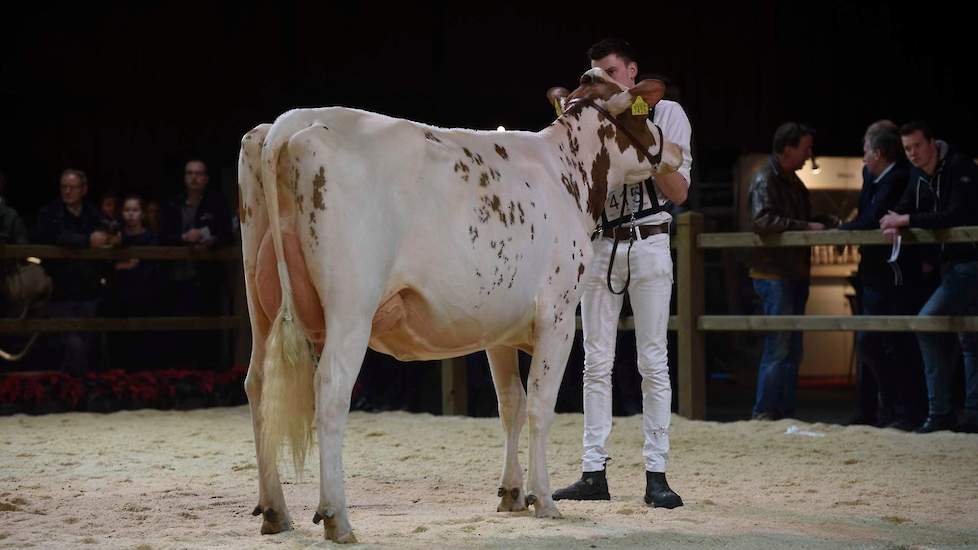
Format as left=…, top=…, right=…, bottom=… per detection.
left=469, top=225, right=479, bottom=244
left=490, top=168, right=501, bottom=181
left=597, top=123, right=615, bottom=144
left=494, top=144, right=509, bottom=160
left=424, top=130, right=441, bottom=143
left=239, top=200, right=248, bottom=224
left=517, top=203, right=525, bottom=224
left=479, top=172, right=490, bottom=187
left=312, top=166, right=327, bottom=211
left=508, top=201, right=516, bottom=225
left=524, top=181, right=531, bottom=188
left=578, top=263, right=585, bottom=282
left=614, top=113, right=656, bottom=163
left=530, top=224, right=535, bottom=241
left=454, top=160, right=471, bottom=182
left=589, top=145, right=610, bottom=221
left=561, top=172, right=581, bottom=211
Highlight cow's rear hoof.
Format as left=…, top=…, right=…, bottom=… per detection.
left=531, top=497, right=562, bottom=519
left=496, top=486, right=528, bottom=512
left=259, top=508, right=292, bottom=535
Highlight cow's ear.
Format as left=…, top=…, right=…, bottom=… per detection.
left=627, top=79, right=666, bottom=108
left=546, top=87, right=569, bottom=116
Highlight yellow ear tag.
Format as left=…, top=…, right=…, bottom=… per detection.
left=631, top=96, right=649, bottom=116
left=553, top=99, right=563, bottom=117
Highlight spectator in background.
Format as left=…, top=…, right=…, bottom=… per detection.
left=33, top=169, right=114, bottom=374
left=103, top=194, right=162, bottom=370
left=145, top=199, right=162, bottom=235
left=747, top=123, right=832, bottom=421
left=98, top=190, right=121, bottom=235
left=881, top=121, right=978, bottom=433
left=839, top=122, right=927, bottom=430
left=0, top=170, right=29, bottom=248
left=160, top=159, right=231, bottom=370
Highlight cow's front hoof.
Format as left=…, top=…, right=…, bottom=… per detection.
left=530, top=496, right=562, bottom=519
left=320, top=512, right=356, bottom=543
left=496, top=486, right=528, bottom=512
left=258, top=508, right=292, bottom=535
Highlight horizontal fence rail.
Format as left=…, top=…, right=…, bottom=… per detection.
left=0, top=244, right=240, bottom=261
left=698, top=226, right=978, bottom=248
left=0, top=316, right=246, bottom=333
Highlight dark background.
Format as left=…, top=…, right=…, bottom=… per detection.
left=2, top=2, right=975, bottom=213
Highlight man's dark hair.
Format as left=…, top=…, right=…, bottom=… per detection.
left=185, top=158, right=209, bottom=173
left=772, top=122, right=816, bottom=154
left=60, top=168, right=89, bottom=186
left=899, top=120, right=934, bottom=141
left=866, top=129, right=903, bottom=162
left=587, top=38, right=638, bottom=64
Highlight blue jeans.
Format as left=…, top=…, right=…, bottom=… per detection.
left=752, top=278, right=811, bottom=418
left=916, top=261, right=978, bottom=417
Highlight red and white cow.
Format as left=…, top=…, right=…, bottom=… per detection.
left=238, top=68, right=681, bottom=542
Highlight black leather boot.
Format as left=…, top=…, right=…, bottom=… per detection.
left=552, top=469, right=610, bottom=501
left=644, top=471, right=683, bottom=509
left=914, top=413, right=956, bottom=433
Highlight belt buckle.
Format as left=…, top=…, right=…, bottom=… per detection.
left=633, top=225, right=642, bottom=241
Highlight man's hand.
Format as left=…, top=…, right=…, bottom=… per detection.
left=882, top=227, right=900, bottom=243
left=806, top=222, right=825, bottom=230
left=89, top=230, right=109, bottom=248
left=182, top=228, right=203, bottom=243
left=880, top=210, right=909, bottom=230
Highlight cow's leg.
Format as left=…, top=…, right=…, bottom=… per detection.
left=487, top=345, right=528, bottom=512
left=239, top=124, right=293, bottom=534
left=524, top=308, right=577, bottom=519
left=313, top=316, right=372, bottom=543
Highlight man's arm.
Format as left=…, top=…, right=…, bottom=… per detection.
left=750, top=173, right=810, bottom=233
left=907, top=161, right=977, bottom=229
left=650, top=101, right=691, bottom=204
left=840, top=171, right=908, bottom=230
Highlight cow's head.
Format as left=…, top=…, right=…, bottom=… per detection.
left=557, top=68, right=681, bottom=178
left=547, top=68, right=682, bottom=220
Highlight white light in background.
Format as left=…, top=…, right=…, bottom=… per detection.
left=497, top=126, right=506, bottom=132
left=26, top=257, right=41, bottom=264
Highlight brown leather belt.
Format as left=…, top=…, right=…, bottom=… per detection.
left=603, top=222, right=669, bottom=241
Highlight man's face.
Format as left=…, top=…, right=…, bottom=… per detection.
left=101, top=197, right=117, bottom=219
left=59, top=174, right=86, bottom=207
left=184, top=161, right=209, bottom=192
left=590, top=53, right=637, bottom=89
left=862, top=137, right=885, bottom=177
left=783, top=134, right=814, bottom=172
left=901, top=130, right=937, bottom=169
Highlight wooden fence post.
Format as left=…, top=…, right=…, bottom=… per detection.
left=440, top=356, right=468, bottom=415
left=676, top=212, right=706, bottom=419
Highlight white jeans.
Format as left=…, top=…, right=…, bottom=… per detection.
left=581, top=233, right=673, bottom=473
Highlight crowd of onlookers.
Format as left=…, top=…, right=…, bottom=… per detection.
left=748, top=120, right=978, bottom=433
left=0, top=160, right=231, bottom=373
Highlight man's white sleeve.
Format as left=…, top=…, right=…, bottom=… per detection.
left=650, top=100, right=692, bottom=186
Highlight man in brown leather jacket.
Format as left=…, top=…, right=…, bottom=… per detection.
left=748, top=122, right=825, bottom=420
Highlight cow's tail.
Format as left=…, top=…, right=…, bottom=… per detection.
left=257, top=111, right=317, bottom=479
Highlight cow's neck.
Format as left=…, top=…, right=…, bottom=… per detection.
left=541, top=107, right=626, bottom=229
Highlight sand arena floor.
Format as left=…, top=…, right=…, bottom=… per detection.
left=2, top=407, right=977, bottom=549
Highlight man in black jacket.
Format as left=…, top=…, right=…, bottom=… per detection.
left=160, top=159, right=231, bottom=370
left=33, top=169, right=115, bottom=373
left=841, top=126, right=928, bottom=430
left=881, top=121, right=978, bottom=433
